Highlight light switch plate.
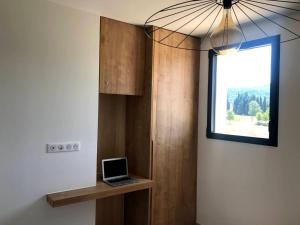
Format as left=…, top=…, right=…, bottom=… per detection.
left=47, top=142, right=80, bottom=153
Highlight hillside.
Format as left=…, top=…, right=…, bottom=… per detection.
left=227, top=85, right=270, bottom=104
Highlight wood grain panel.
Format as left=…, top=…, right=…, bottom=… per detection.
left=124, top=32, right=153, bottom=225
left=125, top=41, right=153, bottom=178
left=124, top=189, right=151, bottom=225
left=96, top=196, right=124, bottom=225
left=97, top=94, right=126, bottom=225
left=97, top=94, right=126, bottom=176
left=100, top=17, right=146, bottom=95
left=151, top=28, right=200, bottom=225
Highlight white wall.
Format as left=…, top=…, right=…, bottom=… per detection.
left=197, top=21, right=300, bottom=225
left=0, top=1, right=99, bottom=225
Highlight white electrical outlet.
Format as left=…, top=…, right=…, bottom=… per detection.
left=47, top=142, right=80, bottom=153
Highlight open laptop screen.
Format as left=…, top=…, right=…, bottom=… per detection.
left=102, top=158, right=128, bottom=180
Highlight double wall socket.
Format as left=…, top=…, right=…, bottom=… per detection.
left=47, top=142, right=80, bottom=153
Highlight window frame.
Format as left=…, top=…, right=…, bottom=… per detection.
left=207, top=35, right=280, bottom=147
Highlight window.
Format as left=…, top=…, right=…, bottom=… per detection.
left=207, top=36, right=280, bottom=146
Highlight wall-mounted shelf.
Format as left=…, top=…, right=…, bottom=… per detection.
left=47, top=176, right=153, bottom=208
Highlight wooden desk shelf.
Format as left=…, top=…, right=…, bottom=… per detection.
left=47, top=176, right=153, bottom=208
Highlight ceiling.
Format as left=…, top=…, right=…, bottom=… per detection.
left=49, top=0, right=183, bottom=25
left=48, top=0, right=299, bottom=40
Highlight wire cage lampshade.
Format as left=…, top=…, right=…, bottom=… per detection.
left=144, top=0, right=300, bottom=54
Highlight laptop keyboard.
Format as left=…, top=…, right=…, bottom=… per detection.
left=108, top=177, right=137, bottom=187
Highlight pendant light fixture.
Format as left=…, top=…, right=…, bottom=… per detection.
left=144, top=0, right=300, bottom=55
left=210, top=0, right=243, bottom=54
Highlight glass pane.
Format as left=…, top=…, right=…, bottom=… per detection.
left=214, top=45, right=272, bottom=138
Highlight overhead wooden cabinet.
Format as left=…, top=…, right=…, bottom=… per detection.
left=99, top=17, right=146, bottom=95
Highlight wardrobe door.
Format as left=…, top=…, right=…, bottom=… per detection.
left=151, top=28, right=200, bottom=225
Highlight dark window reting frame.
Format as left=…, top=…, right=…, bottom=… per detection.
left=207, top=35, right=280, bottom=147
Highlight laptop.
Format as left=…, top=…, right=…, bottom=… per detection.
left=102, top=157, right=136, bottom=187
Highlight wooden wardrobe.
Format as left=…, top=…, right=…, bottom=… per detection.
left=97, top=17, right=200, bottom=225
